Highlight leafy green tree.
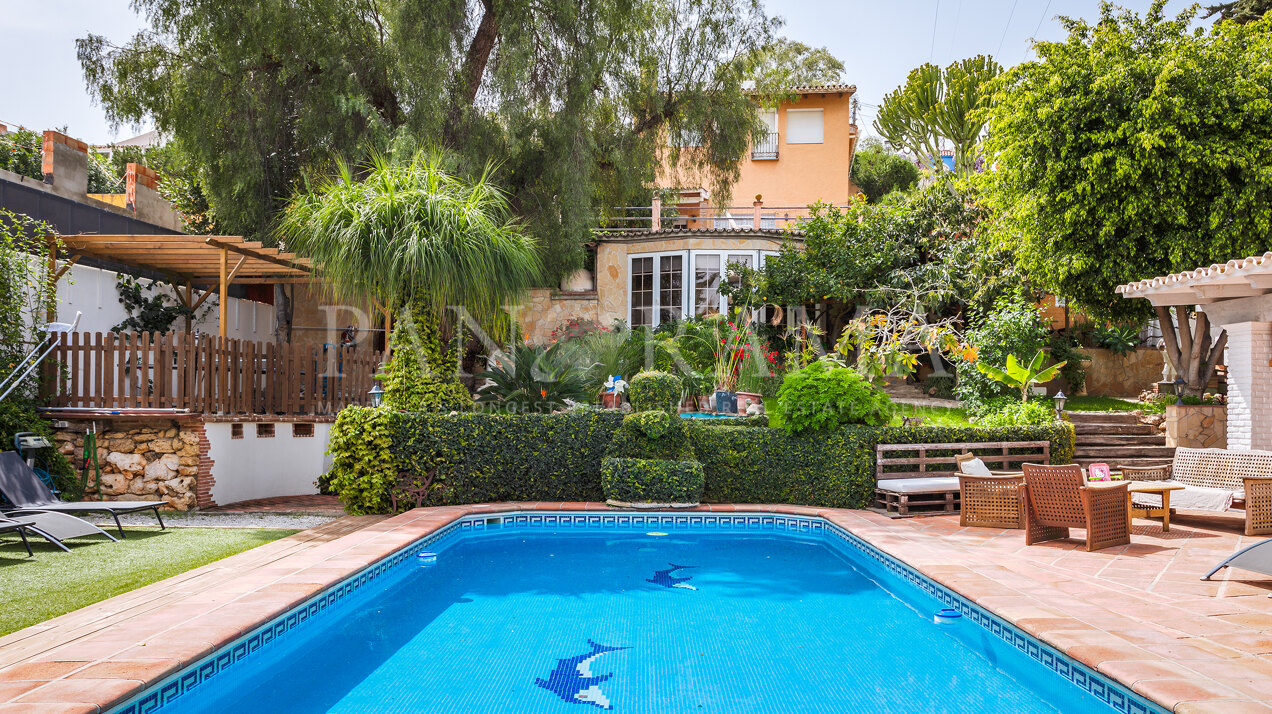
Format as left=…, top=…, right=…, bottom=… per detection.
left=746, top=37, right=845, bottom=91
left=278, top=152, right=540, bottom=328
left=874, top=55, right=1000, bottom=176
left=78, top=0, right=776, bottom=293
left=851, top=137, right=919, bottom=202
left=1205, top=0, right=1272, bottom=22
left=977, top=2, right=1272, bottom=392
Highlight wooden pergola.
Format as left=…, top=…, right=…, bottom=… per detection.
left=54, top=234, right=313, bottom=338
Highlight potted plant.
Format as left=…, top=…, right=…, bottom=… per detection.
left=710, top=316, right=752, bottom=414
left=599, top=375, right=627, bottom=409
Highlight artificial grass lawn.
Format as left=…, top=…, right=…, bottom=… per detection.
left=892, top=403, right=972, bottom=427
left=0, top=527, right=297, bottom=635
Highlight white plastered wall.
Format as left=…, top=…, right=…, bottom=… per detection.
left=204, top=421, right=333, bottom=506
left=52, top=259, right=275, bottom=340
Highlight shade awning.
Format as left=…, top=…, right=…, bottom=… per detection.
left=59, top=234, right=312, bottom=285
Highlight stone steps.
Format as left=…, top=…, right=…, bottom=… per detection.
left=1066, top=411, right=1142, bottom=424
left=1073, top=423, right=1157, bottom=436
left=1066, top=410, right=1174, bottom=468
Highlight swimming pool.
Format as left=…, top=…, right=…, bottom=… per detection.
left=110, top=513, right=1164, bottom=714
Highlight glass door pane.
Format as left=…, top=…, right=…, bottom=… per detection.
left=630, top=257, right=653, bottom=327
left=694, top=254, right=721, bottom=315
left=659, top=254, right=683, bottom=325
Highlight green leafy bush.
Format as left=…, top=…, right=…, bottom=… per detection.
left=955, top=297, right=1051, bottom=413
left=627, top=371, right=683, bottom=413
left=608, top=413, right=695, bottom=461
left=382, top=315, right=474, bottom=412
left=772, top=360, right=894, bottom=433
left=976, top=400, right=1057, bottom=427
left=601, top=458, right=705, bottom=504
left=324, top=406, right=397, bottom=514
left=325, top=410, right=1074, bottom=512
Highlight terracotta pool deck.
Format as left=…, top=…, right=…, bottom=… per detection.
left=3, top=503, right=1272, bottom=713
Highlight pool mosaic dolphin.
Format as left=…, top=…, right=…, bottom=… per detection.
left=535, top=639, right=630, bottom=709
left=647, top=563, right=696, bottom=590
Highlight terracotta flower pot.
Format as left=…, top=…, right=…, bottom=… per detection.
left=600, top=392, right=622, bottom=409
left=737, top=391, right=762, bottom=414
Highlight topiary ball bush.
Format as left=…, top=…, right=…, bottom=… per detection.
left=628, top=371, right=683, bottom=413
left=601, top=457, right=705, bottom=505
left=771, top=359, right=895, bottom=434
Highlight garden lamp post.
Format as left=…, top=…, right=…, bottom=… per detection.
left=368, top=384, right=384, bottom=408
left=1173, top=378, right=1187, bottom=406
left=1052, top=390, right=1066, bottom=416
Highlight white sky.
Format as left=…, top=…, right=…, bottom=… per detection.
left=0, top=0, right=1203, bottom=145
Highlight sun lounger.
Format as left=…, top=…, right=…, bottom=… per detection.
left=1202, top=538, right=1272, bottom=589
left=0, top=511, right=117, bottom=552
left=0, top=517, right=36, bottom=557
left=0, top=451, right=165, bottom=538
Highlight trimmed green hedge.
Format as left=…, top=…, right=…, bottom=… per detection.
left=609, top=413, right=695, bottom=461
left=325, top=410, right=1074, bottom=512
left=628, top=371, right=682, bottom=413
left=601, top=458, right=705, bottom=504
left=391, top=411, right=624, bottom=505
left=691, top=422, right=1076, bottom=508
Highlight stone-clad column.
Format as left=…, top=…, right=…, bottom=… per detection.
left=1221, top=321, right=1272, bottom=451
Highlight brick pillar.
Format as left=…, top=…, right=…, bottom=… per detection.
left=1220, top=321, right=1272, bottom=451
left=651, top=194, right=662, bottom=231
left=41, top=130, right=89, bottom=195
left=191, top=418, right=218, bottom=508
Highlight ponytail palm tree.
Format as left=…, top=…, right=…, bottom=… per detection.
left=279, top=151, right=541, bottom=327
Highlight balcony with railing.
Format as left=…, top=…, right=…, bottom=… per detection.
left=751, top=131, right=779, bottom=160
left=593, top=197, right=852, bottom=234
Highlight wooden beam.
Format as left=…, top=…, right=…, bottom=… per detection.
left=53, top=255, right=80, bottom=279
left=206, top=236, right=312, bottom=274
left=219, top=246, right=228, bottom=338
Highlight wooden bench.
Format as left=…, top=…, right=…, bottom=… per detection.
left=1119, top=448, right=1272, bottom=535
left=874, top=441, right=1052, bottom=517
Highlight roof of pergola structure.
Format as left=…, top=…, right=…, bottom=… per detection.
left=58, top=234, right=312, bottom=286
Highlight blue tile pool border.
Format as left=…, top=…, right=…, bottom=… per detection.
left=106, top=511, right=1167, bottom=714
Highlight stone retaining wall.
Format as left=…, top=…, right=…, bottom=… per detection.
left=53, top=418, right=203, bottom=510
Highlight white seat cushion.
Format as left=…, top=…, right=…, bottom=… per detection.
left=959, top=458, right=993, bottom=476
left=877, top=477, right=961, bottom=494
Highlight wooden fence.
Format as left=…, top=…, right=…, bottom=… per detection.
left=43, top=331, right=383, bottom=415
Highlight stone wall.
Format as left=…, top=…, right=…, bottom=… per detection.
left=1165, top=405, right=1227, bottom=449
left=53, top=418, right=205, bottom=510
left=512, top=288, right=601, bottom=344
left=1079, top=347, right=1166, bottom=397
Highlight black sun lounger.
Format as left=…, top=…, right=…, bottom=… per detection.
left=0, top=451, right=165, bottom=538
left=0, top=517, right=36, bottom=557
left=0, top=511, right=117, bottom=553
left=1203, top=537, right=1272, bottom=594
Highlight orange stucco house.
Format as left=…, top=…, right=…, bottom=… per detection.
left=515, top=84, right=861, bottom=341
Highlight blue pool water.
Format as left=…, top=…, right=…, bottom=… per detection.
left=127, top=516, right=1159, bottom=714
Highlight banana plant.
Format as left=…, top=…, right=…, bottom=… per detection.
left=976, top=350, right=1067, bottom=403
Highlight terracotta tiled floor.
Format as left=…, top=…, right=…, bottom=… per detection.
left=3, top=503, right=1272, bottom=713
left=202, top=494, right=345, bottom=514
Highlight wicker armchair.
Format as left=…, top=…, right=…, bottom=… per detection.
left=956, top=452, right=1025, bottom=528
left=1021, top=463, right=1131, bottom=552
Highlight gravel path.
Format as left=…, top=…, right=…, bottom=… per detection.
left=93, top=511, right=339, bottom=530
